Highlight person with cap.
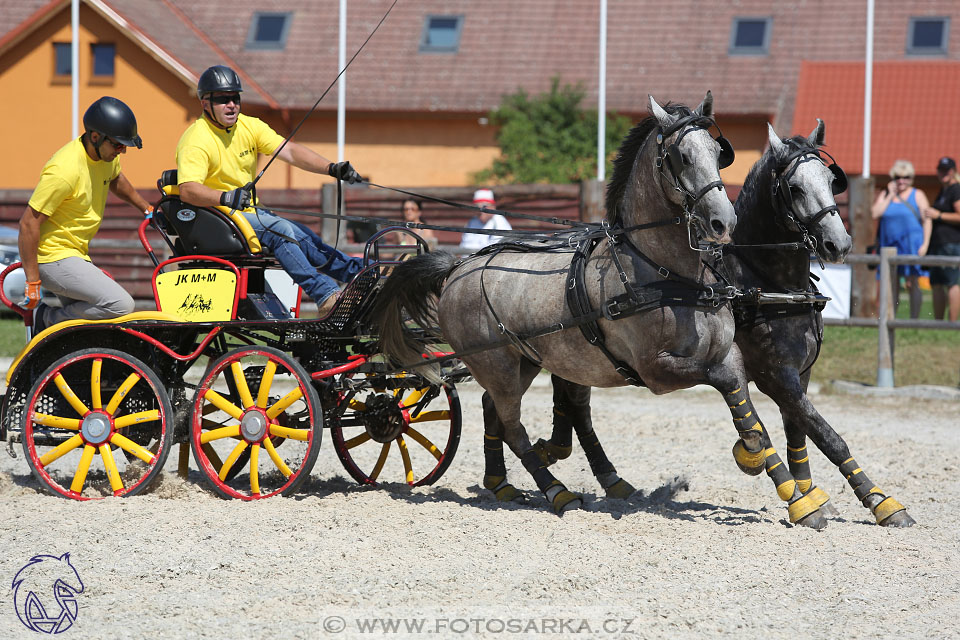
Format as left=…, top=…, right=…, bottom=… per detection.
left=924, top=156, right=960, bottom=321
left=19, top=96, right=150, bottom=334
left=176, top=64, right=364, bottom=316
left=459, top=188, right=512, bottom=251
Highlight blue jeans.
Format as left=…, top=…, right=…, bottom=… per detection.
left=244, top=209, right=363, bottom=303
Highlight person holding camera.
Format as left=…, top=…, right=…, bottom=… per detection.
left=870, top=159, right=931, bottom=318
left=176, top=65, right=364, bottom=316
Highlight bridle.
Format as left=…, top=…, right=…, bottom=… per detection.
left=654, top=114, right=735, bottom=251
left=771, top=143, right=848, bottom=253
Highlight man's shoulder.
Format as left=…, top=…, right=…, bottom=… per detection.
left=41, top=139, right=84, bottom=179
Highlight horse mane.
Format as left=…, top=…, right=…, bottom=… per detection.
left=605, top=103, right=695, bottom=222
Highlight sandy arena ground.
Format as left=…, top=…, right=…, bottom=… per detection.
left=1, top=377, right=958, bottom=639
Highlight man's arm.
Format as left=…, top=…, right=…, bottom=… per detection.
left=274, top=141, right=333, bottom=174
left=18, top=206, right=45, bottom=283
left=109, top=173, right=152, bottom=214
left=178, top=181, right=228, bottom=208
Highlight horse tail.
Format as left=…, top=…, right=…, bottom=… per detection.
left=372, top=250, right=459, bottom=376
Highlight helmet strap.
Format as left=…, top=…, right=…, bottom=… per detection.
left=84, top=132, right=105, bottom=160
left=202, top=98, right=232, bottom=132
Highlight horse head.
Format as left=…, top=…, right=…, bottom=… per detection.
left=648, top=91, right=737, bottom=244
left=766, top=120, right=852, bottom=262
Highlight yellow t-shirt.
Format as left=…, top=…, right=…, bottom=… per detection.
left=175, top=114, right=285, bottom=212
left=27, top=137, right=121, bottom=263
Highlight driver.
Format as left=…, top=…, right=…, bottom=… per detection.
left=19, top=96, right=151, bottom=334
left=176, top=65, right=364, bottom=316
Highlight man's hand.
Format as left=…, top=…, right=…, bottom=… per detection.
left=327, top=161, right=362, bottom=184
left=23, top=280, right=42, bottom=310
left=220, top=183, right=253, bottom=210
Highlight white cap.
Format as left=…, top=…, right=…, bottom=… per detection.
left=473, top=188, right=495, bottom=205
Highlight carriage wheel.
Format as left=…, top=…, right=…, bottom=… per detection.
left=22, top=348, right=173, bottom=500
left=191, top=346, right=322, bottom=500
left=330, top=374, right=461, bottom=486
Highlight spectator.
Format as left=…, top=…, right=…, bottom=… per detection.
left=460, top=189, right=512, bottom=251
left=19, top=96, right=150, bottom=334
left=399, top=198, right=436, bottom=248
left=924, top=157, right=960, bottom=321
left=870, top=159, right=931, bottom=318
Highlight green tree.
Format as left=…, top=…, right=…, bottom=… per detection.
left=475, top=77, right=631, bottom=184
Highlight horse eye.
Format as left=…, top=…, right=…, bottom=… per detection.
left=789, top=185, right=803, bottom=197
left=681, top=153, right=692, bottom=166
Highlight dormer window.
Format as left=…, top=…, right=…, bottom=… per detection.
left=907, top=17, right=949, bottom=56
left=420, top=15, right=463, bottom=53
left=247, top=12, right=292, bottom=50
left=729, top=17, right=772, bottom=56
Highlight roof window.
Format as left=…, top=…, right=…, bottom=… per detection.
left=247, top=12, right=293, bottom=50
left=420, top=15, right=463, bottom=53
left=729, top=17, right=772, bottom=55
left=907, top=17, right=949, bottom=56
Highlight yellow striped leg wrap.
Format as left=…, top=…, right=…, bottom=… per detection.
left=787, top=444, right=812, bottom=494
left=805, top=485, right=832, bottom=508
left=765, top=450, right=799, bottom=501
left=483, top=475, right=519, bottom=502
left=872, top=496, right=907, bottom=524
left=725, top=387, right=763, bottom=435
left=839, top=457, right=883, bottom=503
left=787, top=493, right=820, bottom=524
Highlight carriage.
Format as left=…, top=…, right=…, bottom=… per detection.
left=0, top=171, right=465, bottom=501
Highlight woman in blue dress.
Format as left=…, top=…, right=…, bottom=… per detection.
left=871, top=159, right=932, bottom=318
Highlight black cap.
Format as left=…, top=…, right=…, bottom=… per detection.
left=82, top=96, right=142, bottom=149
left=937, top=157, right=956, bottom=173
left=197, top=65, right=243, bottom=99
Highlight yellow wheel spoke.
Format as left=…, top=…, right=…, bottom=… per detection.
left=105, top=373, right=141, bottom=415
left=405, top=426, right=443, bottom=461
left=114, top=410, right=161, bottom=429
left=249, top=444, right=260, bottom=494
left=266, top=387, right=304, bottom=419
left=200, top=424, right=241, bottom=444
left=263, top=438, right=291, bottom=477
left=369, top=443, right=390, bottom=482
left=203, top=389, right=244, bottom=420
left=110, top=433, right=155, bottom=464
left=345, top=432, right=372, bottom=449
left=98, top=444, right=124, bottom=492
left=256, top=361, right=277, bottom=408
left=200, top=442, right=224, bottom=471
left=70, top=445, right=96, bottom=493
left=219, top=441, right=249, bottom=481
left=268, top=424, right=310, bottom=441
left=397, top=435, right=414, bottom=484
left=401, top=388, right=427, bottom=408
left=348, top=399, right=367, bottom=411
left=39, top=434, right=83, bottom=466
left=33, top=413, right=81, bottom=430
left=230, top=362, right=255, bottom=409
left=91, top=359, right=103, bottom=410
left=54, top=374, right=90, bottom=417
left=409, top=410, right=449, bottom=423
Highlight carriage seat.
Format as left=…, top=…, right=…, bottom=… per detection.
left=155, top=169, right=264, bottom=257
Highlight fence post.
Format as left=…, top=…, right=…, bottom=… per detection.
left=580, top=179, right=605, bottom=222
left=849, top=176, right=877, bottom=317
left=876, top=246, right=895, bottom=387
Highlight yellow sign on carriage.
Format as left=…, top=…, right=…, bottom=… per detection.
left=154, top=268, right=237, bottom=321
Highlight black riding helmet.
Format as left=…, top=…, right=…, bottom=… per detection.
left=197, top=65, right=243, bottom=129
left=82, top=96, right=142, bottom=157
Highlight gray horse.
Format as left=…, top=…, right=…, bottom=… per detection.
left=374, top=92, right=815, bottom=521
left=531, top=121, right=914, bottom=527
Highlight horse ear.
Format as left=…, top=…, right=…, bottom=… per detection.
left=767, top=123, right=788, bottom=160
left=649, top=95, right=675, bottom=127
left=808, top=118, right=826, bottom=147
left=694, top=90, right=714, bottom=118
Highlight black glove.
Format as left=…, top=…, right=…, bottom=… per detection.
left=220, top=184, right=253, bottom=210
left=328, top=161, right=362, bottom=184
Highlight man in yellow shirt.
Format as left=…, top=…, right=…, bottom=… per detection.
left=176, top=65, right=364, bottom=316
left=19, top=96, right=151, bottom=334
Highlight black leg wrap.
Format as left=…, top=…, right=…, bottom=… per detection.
left=521, top=449, right=558, bottom=493
left=840, top=457, right=877, bottom=498
left=484, top=434, right=507, bottom=478
left=578, top=429, right=617, bottom=476
left=787, top=444, right=813, bottom=494
left=765, top=451, right=799, bottom=502
left=724, top=386, right=762, bottom=437
left=549, top=377, right=575, bottom=449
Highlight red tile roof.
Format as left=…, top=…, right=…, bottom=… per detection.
left=792, top=60, right=960, bottom=177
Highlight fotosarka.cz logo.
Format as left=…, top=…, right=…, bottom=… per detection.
left=11, top=553, right=84, bottom=634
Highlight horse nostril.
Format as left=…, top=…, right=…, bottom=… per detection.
left=824, top=241, right=837, bottom=255
left=711, top=219, right=726, bottom=236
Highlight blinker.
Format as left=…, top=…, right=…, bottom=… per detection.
left=829, top=164, right=847, bottom=195
left=717, top=136, right=735, bottom=169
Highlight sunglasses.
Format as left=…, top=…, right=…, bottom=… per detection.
left=105, top=136, right=126, bottom=150
left=893, top=175, right=913, bottom=180
left=208, top=94, right=241, bottom=105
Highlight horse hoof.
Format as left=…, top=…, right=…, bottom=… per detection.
left=794, top=509, right=828, bottom=530
left=605, top=479, right=636, bottom=499
left=552, top=490, right=582, bottom=514
left=805, top=486, right=839, bottom=516
left=879, top=510, right=916, bottom=527
left=532, top=439, right=571, bottom=466
left=817, top=499, right=840, bottom=517
left=732, top=440, right=765, bottom=476
left=484, top=475, right=522, bottom=502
